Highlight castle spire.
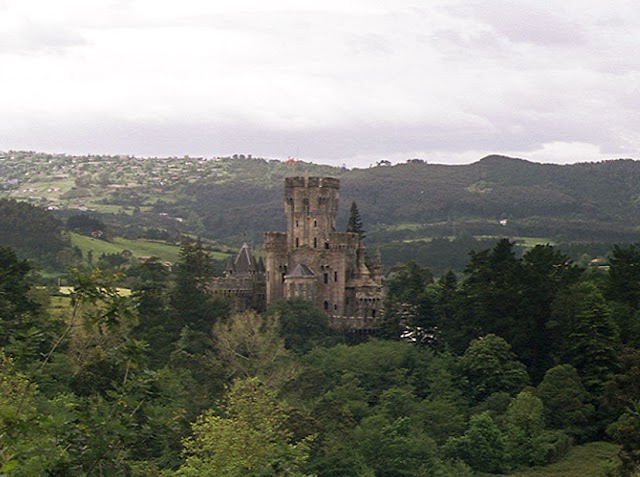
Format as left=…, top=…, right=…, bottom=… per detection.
left=372, top=246, right=382, bottom=279
left=356, top=240, right=371, bottom=278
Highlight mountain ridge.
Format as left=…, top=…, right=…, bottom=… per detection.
left=2, top=150, right=640, bottom=249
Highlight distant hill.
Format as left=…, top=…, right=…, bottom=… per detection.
left=179, top=154, right=640, bottom=245
left=341, top=155, right=640, bottom=243
left=3, top=151, right=640, bottom=272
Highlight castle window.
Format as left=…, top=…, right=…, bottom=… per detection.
left=295, top=220, right=299, bottom=227
left=323, top=273, right=328, bottom=284
left=324, top=301, right=329, bottom=310
left=372, top=309, right=377, bottom=318
left=295, top=237, right=299, bottom=248
left=314, top=237, right=317, bottom=248
left=324, top=242, right=330, bottom=249
left=334, top=304, right=338, bottom=310
left=334, top=271, right=338, bottom=282
left=313, top=220, right=317, bottom=227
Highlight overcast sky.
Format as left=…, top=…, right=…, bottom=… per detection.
left=1, top=1, right=639, bottom=167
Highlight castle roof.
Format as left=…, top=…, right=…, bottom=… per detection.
left=287, top=263, right=315, bottom=278
left=234, top=242, right=257, bottom=273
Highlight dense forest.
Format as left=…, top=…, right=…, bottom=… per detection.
left=1, top=236, right=639, bottom=476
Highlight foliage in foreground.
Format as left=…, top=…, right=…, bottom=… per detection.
left=1, top=239, right=640, bottom=475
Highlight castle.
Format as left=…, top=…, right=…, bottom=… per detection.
left=210, top=242, right=266, bottom=313
left=211, top=176, right=384, bottom=330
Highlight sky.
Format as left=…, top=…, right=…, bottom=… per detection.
left=1, top=0, right=640, bottom=168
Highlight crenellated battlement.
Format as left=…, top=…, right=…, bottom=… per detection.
left=284, top=176, right=340, bottom=189
left=264, top=232, right=287, bottom=251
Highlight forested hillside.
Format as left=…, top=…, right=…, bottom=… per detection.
left=0, top=199, right=71, bottom=267
left=4, top=151, right=640, bottom=242
left=4, top=151, right=640, bottom=274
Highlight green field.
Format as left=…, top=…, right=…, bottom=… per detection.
left=400, top=235, right=555, bottom=247
left=495, top=442, right=620, bottom=477
left=69, top=233, right=230, bottom=263
left=476, top=236, right=556, bottom=247
left=58, top=286, right=131, bottom=296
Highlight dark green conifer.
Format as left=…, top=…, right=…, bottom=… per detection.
left=347, top=201, right=365, bottom=240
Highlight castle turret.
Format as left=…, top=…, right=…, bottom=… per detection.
left=285, top=177, right=339, bottom=251
left=264, top=232, right=287, bottom=306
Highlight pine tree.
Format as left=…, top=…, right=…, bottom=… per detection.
left=347, top=201, right=365, bottom=240
left=549, top=282, right=621, bottom=395
left=170, top=238, right=228, bottom=335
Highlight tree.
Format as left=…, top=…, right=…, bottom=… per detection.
left=170, top=238, right=229, bottom=336
left=0, top=199, right=69, bottom=267
left=504, top=391, right=552, bottom=467
left=7, top=268, right=190, bottom=474
left=66, top=214, right=106, bottom=237
left=453, top=241, right=581, bottom=380
left=549, top=282, right=621, bottom=395
left=608, top=403, right=640, bottom=477
left=177, top=377, right=313, bottom=477
left=453, top=239, right=522, bottom=353
left=346, top=201, right=365, bottom=239
left=352, top=415, right=437, bottom=477
left=607, top=244, right=640, bottom=346
left=213, top=311, right=298, bottom=388
left=444, top=411, right=509, bottom=473
left=0, top=247, right=63, bottom=372
left=267, top=298, right=339, bottom=354
left=304, top=340, right=416, bottom=406
left=0, top=351, right=68, bottom=475
left=536, top=364, right=594, bottom=439
left=459, top=334, right=530, bottom=403
left=0, top=247, right=40, bottom=343
left=380, top=261, right=434, bottom=341
left=519, top=245, right=581, bottom=381
left=429, top=270, right=459, bottom=346
left=129, top=257, right=173, bottom=367
left=608, top=243, right=640, bottom=310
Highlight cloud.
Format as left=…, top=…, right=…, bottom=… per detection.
left=0, top=14, right=88, bottom=54
left=510, top=141, right=606, bottom=165
left=0, top=1, right=639, bottom=166
left=464, top=1, right=586, bottom=46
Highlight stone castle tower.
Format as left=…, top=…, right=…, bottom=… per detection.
left=264, top=177, right=383, bottom=329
